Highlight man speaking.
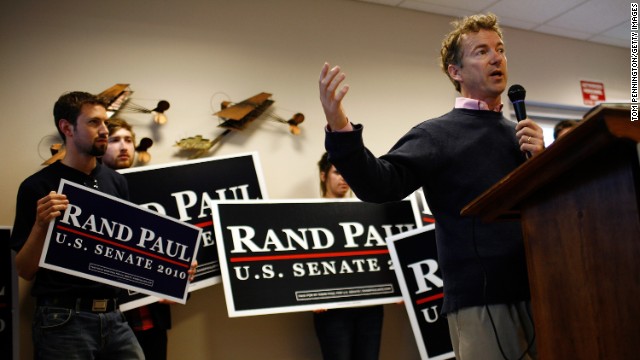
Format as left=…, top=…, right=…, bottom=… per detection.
left=319, top=13, right=544, bottom=360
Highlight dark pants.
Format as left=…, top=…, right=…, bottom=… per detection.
left=32, top=306, right=144, bottom=360
left=134, top=327, right=168, bottom=360
left=313, top=305, right=384, bottom=360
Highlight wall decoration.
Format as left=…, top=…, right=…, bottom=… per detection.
left=175, top=92, right=304, bottom=158
left=102, top=84, right=170, bottom=125
left=134, top=137, right=154, bottom=165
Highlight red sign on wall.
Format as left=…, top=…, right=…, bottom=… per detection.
left=581, top=80, right=606, bottom=106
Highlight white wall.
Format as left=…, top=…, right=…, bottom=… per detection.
left=0, top=0, right=629, bottom=359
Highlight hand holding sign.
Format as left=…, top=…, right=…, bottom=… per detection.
left=40, top=180, right=201, bottom=304
left=36, top=192, right=69, bottom=228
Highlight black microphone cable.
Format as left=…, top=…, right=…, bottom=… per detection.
left=471, top=216, right=536, bottom=360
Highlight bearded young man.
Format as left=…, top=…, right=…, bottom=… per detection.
left=10, top=92, right=144, bottom=359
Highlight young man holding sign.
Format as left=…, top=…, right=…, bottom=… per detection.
left=10, top=92, right=144, bottom=359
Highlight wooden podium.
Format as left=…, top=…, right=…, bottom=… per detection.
left=461, top=104, right=640, bottom=359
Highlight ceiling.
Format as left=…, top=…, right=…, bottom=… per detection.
left=355, top=0, right=630, bottom=48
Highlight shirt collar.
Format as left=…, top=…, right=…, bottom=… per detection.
left=455, top=97, right=503, bottom=112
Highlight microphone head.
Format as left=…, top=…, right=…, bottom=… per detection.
left=508, top=84, right=526, bottom=102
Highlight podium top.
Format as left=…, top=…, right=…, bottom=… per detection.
left=461, top=104, right=639, bottom=222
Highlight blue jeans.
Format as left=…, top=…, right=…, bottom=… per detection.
left=32, top=305, right=144, bottom=360
left=313, top=305, right=384, bottom=360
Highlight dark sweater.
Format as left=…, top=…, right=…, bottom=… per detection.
left=326, top=108, right=530, bottom=314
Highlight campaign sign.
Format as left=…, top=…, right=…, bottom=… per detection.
left=40, top=180, right=202, bottom=304
left=213, top=199, right=420, bottom=317
left=0, top=227, right=16, bottom=360
left=387, top=225, right=454, bottom=360
left=119, top=152, right=267, bottom=294
left=413, top=189, right=436, bottom=226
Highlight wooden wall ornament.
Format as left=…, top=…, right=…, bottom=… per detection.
left=102, top=84, right=171, bottom=124
left=175, top=92, right=304, bottom=159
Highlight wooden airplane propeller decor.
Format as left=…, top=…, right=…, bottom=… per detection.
left=101, top=84, right=170, bottom=124
left=175, top=92, right=304, bottom=158
left=215, top=92, right=274, bottom=129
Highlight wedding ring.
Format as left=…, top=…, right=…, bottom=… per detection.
left=527, top=136, right=532, bottom=143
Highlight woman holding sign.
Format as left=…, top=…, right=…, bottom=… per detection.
left=313, top=152, right=384, bottom=360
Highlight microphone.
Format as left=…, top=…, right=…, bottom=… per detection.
left=508, top=84, right=532, bottom=159
left=507, top=84, right=527, bottom=121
